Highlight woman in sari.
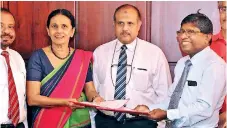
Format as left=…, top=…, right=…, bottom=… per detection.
left=26, top=9, right=103, bottom=128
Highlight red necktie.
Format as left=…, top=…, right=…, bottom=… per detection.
left=2, top=51, right=20, bottom=126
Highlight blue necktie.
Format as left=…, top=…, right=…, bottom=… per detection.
left=114, top=45, right=127, bottom=122
left=166, top=60, right=192, bottom=128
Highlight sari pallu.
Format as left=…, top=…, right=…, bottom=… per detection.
left=32, top=49, right=92, bottom=128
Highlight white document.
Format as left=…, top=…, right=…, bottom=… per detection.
left=73, top=99, right=129, bottom=109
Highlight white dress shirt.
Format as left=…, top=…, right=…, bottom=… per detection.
left=150, top=47, right=226, bottom=128
left=0, top=48, right=28, bottom=127
left=93, top=38, right=172, bottom=116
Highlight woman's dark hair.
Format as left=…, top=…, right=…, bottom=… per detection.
left=47, top=9, right=75, bottom=28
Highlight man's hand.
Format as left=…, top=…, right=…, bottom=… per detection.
left=134, top=105, right=150, bottom=112
left=147, top=109, right=167, bottom=121
left=218, top=112, right=226, bottom=128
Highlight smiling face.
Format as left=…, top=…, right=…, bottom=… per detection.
left=178, top=23, right=211, bottom=56
left=1, top=12, right=16, bottom=49
left=46, top=14, right=75, bottom=45
left=114, top=7, right=142, bottom=44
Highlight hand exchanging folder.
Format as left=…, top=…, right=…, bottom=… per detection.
left=72, top=99, right=150, bottom=115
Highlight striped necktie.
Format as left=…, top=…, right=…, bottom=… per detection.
left=166, top=60, right=192, bottom=128
left=114, top=45, right=127, bottom=122
left=2, top=51, right=20, bottom=126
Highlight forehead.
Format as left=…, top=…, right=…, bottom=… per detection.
left=181, top=23, right=200, bottom=30
left=1, top=12, right=15, bottom=25
left=50, top=14, right=71, bottom=24
left=218, top=1, right=226, bottom=7
left=115, top=7, right=138, bottom=21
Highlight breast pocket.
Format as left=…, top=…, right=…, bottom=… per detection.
left=132, top=68, right=149, bottom=91
left=184, top=80, right=198, bottom=103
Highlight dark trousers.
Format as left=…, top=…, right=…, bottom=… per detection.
left=95, top=111, right=157, bottom=128
left=0, top=122, right=25, bottom=128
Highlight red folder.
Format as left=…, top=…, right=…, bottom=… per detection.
left=72, top=101, right=149, bottom=115
left=97, top=106, right=150, bottom=115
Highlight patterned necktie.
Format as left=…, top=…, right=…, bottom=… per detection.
left=166, top=60, right=192, bottom=128
left=114, top=45, right=127, bottom=122
left=2, top=51, right=20, bottom=126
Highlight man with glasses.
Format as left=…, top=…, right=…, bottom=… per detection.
left=211, top=1, right=226, bottom=128
left=178, top=2, right=226, bottom=127
left=137, top=11, right=226, bottom=128
left=92, top=4, right=171, bottom=128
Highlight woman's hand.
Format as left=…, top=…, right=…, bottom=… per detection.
left=66, top=99, right=85, bottom=110
left=92, top=96, right=104, bottom=103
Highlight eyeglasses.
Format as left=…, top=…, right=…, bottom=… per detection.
left=110, top=39, right=138, bottom=87
left=111, top=64, right=134, bottom=86
left=176, top=29, right=201, bottom=36
left=218, top=6, right=226, bottom=13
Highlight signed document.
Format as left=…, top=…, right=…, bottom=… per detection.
left=72, top=100, right=149, bottom=115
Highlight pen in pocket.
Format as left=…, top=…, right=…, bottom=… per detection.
left=137, top=68, right=147, bottom=71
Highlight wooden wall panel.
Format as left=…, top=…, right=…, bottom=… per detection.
left=0, top=1, right=8, bottom=8
left=2, top=1, right=151, bottom=59
left=77, top=1, right=150, bottom=51
left=8, top=2, right=33, bottom=59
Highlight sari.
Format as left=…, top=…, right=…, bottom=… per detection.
left=31, top=49, right=92, bottom=128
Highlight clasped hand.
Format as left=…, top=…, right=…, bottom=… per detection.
left=67, top=96, right=104, bottom=110
left=134, top=105, right=167, bottom=121
left=67, top=99, right=85, bottom=110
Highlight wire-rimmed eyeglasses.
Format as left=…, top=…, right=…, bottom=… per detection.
left=110, top=39, right=138, bottom=87
left=176, top=29, right=201, bottom=37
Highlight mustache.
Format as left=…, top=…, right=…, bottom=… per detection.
left=120, top=31, right=130, bottom=35
left=1, top=33, right=14, bottom=39
left=181, top=39, right=190, bottom=42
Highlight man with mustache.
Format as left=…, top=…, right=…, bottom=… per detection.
left=92, top=4, right=171, bottom=128
left=0, top=8, right=28, bottom=128
left=138, top=11, right=226, bottom=128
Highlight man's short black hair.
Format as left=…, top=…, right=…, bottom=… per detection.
left=113, top=4, right=141, bottom=21
left=181, top=9, right=213, bottom=35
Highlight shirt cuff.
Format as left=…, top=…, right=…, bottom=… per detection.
left=167, top=109, right=180, bottom=120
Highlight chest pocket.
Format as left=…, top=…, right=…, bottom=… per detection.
left=183, top=73, right=201, bottom=103
left=131, top=67, right=149, bottom=91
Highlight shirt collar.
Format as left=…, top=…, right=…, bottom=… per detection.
left=188, top=46, right=211, bottom=66
left=0, top=47, right=9, bottom=55
left=116, top=38, right=137, bottom=52
left=212, top=31, right=225, bottom=42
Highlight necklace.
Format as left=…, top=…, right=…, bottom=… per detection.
left=50, top=45, right=71, bottom=60
left=110, top=38, right=138, bottom=87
